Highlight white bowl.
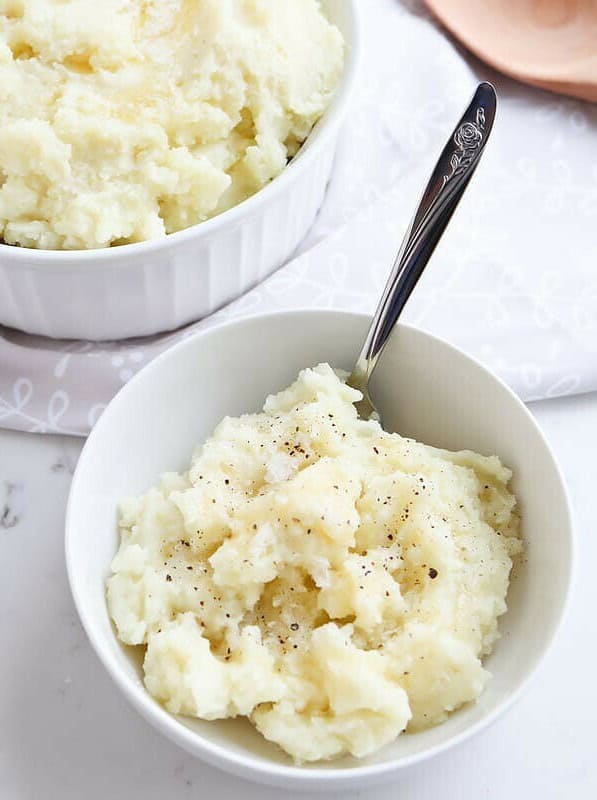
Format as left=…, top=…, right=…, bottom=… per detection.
left=65, top=310, right=574, bottom=791
left=0, top=1, right=359, bottom=342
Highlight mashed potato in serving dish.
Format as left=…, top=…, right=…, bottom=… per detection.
left=107, top=365, right=522, bottom=763
left=0, top=0, right=343, bottom=250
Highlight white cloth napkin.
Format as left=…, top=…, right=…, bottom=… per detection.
left=2, top=0, right=596, bottom=436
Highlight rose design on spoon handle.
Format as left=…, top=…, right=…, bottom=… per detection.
left=442, top=107, right=487, bottom=188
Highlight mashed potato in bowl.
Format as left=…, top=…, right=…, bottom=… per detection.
left=107, top=364, right=522, bottom=763
left=0, top=0, right=344, bottom=250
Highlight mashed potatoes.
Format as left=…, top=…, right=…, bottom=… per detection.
left=0, top=0, right=343, bottom=249
left=108, top=365, right=522, bottom=762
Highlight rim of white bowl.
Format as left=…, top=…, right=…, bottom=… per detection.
left=0, top=2, right=360, bottom=269
left=65, top=310, right=576, bottom=787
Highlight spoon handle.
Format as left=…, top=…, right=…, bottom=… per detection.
left=351, top=82, right=497, bottom=396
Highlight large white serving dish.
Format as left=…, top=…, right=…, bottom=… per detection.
left=0, top=2, right=359, bottom=341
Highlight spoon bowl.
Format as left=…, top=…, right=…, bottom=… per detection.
left=425, top=0, right=597, bottom=103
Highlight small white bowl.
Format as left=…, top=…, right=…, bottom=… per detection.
left=0, top=1, right=359, bottom=341
left=65, top=310, right=574, bottom=791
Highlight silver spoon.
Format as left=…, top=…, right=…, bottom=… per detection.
left=348, top=81, right=497, bottom=419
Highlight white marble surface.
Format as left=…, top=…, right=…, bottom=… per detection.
left=1, top=393, right=596, bottom=799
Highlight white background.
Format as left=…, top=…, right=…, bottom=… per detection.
left=1, top=392, right=595, bottom=799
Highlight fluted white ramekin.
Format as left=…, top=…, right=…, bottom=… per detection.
left=0, top=0, right=359, bottom=341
